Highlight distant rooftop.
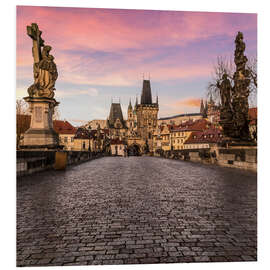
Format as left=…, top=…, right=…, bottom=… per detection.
left=108, top=102, right=125, bottom=128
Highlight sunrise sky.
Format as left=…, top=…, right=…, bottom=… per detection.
left=16, top=6, right=257, bottom=126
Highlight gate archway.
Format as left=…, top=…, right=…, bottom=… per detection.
left=128, top=144, right=141, bottom=156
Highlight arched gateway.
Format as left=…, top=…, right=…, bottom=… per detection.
left=128, top=143, right=141, bottom=156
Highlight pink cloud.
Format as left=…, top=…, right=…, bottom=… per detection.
left=16, top=6, right=256, bottom=91
left=17, top=7, right=256, bottom=55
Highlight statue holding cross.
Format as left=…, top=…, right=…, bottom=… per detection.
left=27, top=23, right=58, bottom=99
left=22, top=23, right=60, bottom=149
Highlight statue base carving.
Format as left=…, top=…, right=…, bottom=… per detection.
left=21, top=97, right=60, bottom=149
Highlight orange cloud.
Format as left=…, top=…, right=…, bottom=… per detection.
left=173, top=98, right=201, bottom=108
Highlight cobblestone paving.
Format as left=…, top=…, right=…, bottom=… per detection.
left=17, top=157, right=257, bottom=266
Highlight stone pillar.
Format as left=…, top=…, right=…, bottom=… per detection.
left=22, top=97, right=59, bottom=149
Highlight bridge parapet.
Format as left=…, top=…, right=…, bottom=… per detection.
left=17, top=150, right=105, bottom=177
left=155, top=146, right=257, bottom=172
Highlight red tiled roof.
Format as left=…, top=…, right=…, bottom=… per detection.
left=53, top=120, right=77, bottom=135
left=184, top=129, right=223, bottom=144
left=172, top=118, right=214, bottom=132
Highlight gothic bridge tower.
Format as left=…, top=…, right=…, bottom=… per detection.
left=136, top=79, right=159, bottom=152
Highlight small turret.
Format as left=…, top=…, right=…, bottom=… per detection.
left=128, top=99, right=132, bottom=111
left=204, top=99, right=208, bottom=111
left=200, top=99, right=204, bottom=114
left=134, top=96, right=138, bottom=112
left=128, top=99, right=133, bottom=120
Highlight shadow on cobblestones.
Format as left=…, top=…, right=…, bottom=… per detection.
left=17, top=157, right=257, bottom=266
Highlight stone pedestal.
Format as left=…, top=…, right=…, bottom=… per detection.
left=22, top=97, right=60, bottom=149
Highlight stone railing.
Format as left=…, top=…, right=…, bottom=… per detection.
left=17, top=150, right=107, bottom=177
left=155, top=147, right=257, bottom=172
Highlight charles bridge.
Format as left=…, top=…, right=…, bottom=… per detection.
left=17, top=156, right=257, bottom=266
left=16, top=23, right=257, bottom=267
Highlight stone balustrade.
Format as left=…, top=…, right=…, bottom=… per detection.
left=155, top=147, right=257, bottom=172
left=17, top=150, right=106, bottom=176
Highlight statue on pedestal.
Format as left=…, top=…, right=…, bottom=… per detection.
left=22, top=23, right=60, bottom=149
left=218, top=31, right=251, bottom=142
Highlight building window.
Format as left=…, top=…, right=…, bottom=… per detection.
left=64, top=137, right=68, bottom=143
left=71, top=137, right=74, bottom=142
left=83, top=141, right=86, bottom=149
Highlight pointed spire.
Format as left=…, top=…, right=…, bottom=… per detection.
left=108, top=102, right=124, bottom=127
left=156, top=95, right=159, bottom=105
left=141, top=79, right=152, bottom=104
left=200, top=99, right=205, bottom=114
left=128, top=98, right=132, bottom=110
left=134, top=95, right=138, bottom=111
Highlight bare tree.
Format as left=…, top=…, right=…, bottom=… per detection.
left=53, top=106, right=61, bottom=120
left=247, top=57, right=257, bottom=107
left=16, top=99, right=30, bottom=149
left=16, top=99, right=29, bottom=115
left=206, top=56, right=234, bottom=104
left=206, top=56, right=257, bottom=106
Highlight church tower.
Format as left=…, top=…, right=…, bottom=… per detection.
left=127, top=99, right=134, bottom=131
left=136, top=79, right=159, bottom=152
left=128, top=99, right=133, bottom=120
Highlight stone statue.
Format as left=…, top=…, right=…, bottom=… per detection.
left=27, top=23, right=58, bottom=98
left=218, top=73, right=232, bottom=109
left=218, top=31, right=251, bottom=141
left=22, top=23, right=60, bottom=149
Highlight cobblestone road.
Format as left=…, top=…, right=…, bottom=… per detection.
left=17, top=157, right=257, bottom=266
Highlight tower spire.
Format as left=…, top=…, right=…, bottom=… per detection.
left=128, top=98, right=132, bottom=110
left=141, top=79, right=153, bottom=105
left=200, top=99, right=205, bottom=114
